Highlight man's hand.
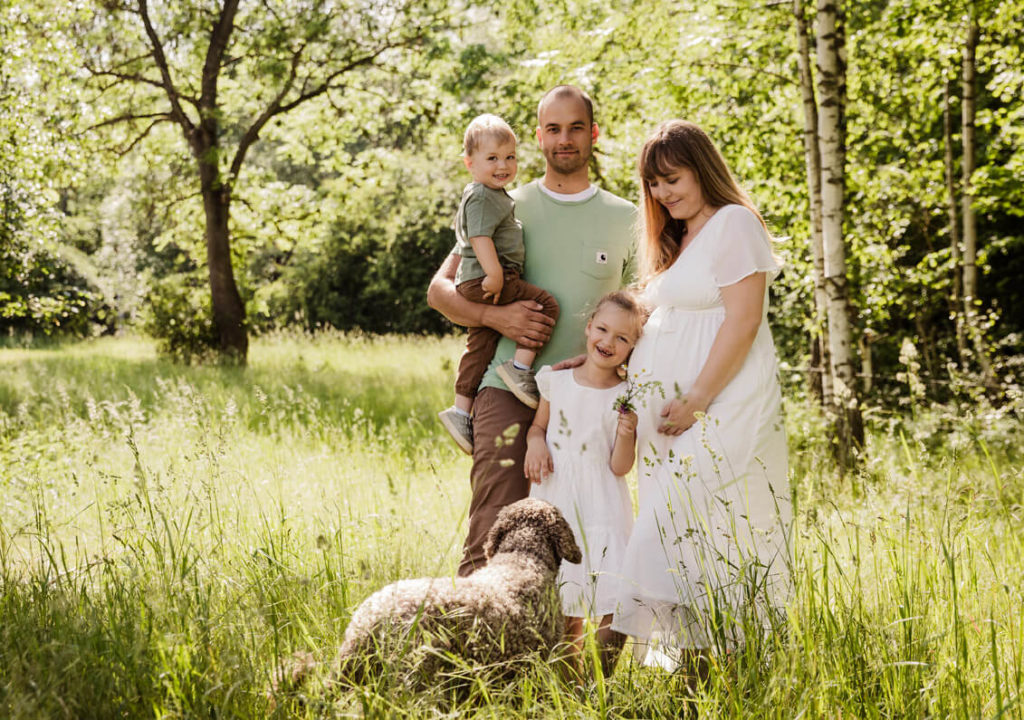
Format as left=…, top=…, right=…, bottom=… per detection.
left=551, top=354, right=585, bottom=371
left=481, top=272, right=504, bottom=304
left=484, top=300, right=555, bottom=349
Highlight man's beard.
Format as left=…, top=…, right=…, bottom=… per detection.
left=545, top=146, right=590, bottom=175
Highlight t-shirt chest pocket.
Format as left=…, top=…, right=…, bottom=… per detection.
left=580, top=239, right=618, bottom=280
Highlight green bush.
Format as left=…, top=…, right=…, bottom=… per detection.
left=141, top=272, right=220, bottom=364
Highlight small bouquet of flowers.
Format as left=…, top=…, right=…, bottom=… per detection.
left=613, top=366, right=664, bottom=414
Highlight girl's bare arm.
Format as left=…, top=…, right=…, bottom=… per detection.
left=610, top=410, right=638, bottom=476
left=524, top=399, right=553, bottom=484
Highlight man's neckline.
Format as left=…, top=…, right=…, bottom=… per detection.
left=537, top=182, right=598, bottom=203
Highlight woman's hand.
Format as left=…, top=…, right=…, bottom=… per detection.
left=524, top=439, right=554, bottom=484
left=657, top=392, right=711, bottom=436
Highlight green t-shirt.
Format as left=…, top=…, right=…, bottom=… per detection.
left=454, top=182, right=525, bottom=284
left=478, top=180, right=637, bottom=393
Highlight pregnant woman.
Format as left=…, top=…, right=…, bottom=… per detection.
left=612, top=120, right=791, bottom=668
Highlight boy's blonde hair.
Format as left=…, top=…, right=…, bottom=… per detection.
left=463, top=114, right=517, bottom=156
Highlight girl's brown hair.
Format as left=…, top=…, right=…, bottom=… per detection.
left=637, top=120, right=767, bottom=281
left=589, top=289, right=649, bottom=341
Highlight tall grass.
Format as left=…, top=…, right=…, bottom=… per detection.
left=1, top=333, right=1021, bottom=718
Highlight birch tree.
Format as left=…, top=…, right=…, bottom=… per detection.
left=815, top=0, right=862, bottom=464
left=793, top=0, right=832, bottom=408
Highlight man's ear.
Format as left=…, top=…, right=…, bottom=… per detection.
left=535, top=126, right=543, bottom=146
left=591, top=122, right=600, bottom=143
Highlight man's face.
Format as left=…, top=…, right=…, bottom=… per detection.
left=535, top=95, right=596, bottom=176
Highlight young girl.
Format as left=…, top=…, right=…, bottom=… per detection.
left=524, top=290, right=646, bottom=673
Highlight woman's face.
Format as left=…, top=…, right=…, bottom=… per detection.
left=646, top=165, right=705, bottom=221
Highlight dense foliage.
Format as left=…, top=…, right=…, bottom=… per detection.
left=2, top=0, right=1022, bottom=398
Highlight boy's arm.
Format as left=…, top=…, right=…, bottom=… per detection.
left=468, top=235, right=504, bottom=282
left=426, top=253, right=555, bottom=348
left=468, top=235, right=504, bottom=303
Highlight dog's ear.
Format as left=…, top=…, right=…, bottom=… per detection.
left=548, top=506, right=582, bottom=565
left=484, top=506, right=516, bottom=560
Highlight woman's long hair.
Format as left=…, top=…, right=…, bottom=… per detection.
left=637, top=120, right=766, bottom=281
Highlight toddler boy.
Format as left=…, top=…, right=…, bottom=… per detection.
left=438, top=114, right=559, bottom=454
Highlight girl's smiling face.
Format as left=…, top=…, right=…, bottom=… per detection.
left=585, top=304, right=640, bottom=372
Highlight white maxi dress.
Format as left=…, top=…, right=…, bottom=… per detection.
left=611, top=204, right=791, bottom=649
left=529, top=367, right=634, bottom=619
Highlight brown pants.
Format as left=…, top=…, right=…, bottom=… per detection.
left=457, top=386, right=536, bottom=576
left=454, top=269, right=559, bottom=399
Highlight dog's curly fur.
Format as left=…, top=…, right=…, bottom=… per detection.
left=332, top=498, right=582, bottom=685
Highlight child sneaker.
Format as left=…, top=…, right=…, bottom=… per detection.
left=496, top=360, right=539, bottom=409
left=438, top=407, right=474, bottom=455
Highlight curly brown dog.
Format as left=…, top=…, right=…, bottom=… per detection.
left=330, top=498, right=582, bottom=686
left=270, top=499, right=583, bottom=700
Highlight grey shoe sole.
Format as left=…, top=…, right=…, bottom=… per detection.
left=438, top=411, right=474, bottom=455
left=496, top=364, right=539, bottom=410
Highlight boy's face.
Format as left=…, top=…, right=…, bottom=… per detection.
left=464, top=136, right=518, bottom=190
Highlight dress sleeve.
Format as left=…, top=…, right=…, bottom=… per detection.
left=711, top=206, right=782, bottom=287
left=535, top=365, right=555, bottom=402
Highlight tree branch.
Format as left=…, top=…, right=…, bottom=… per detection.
left=225, top=35, right=418, bottom=186
left=201, top=0, right=240, bottom=108
left=84, top=60, right=201, bottom=109
left=115, top=116, right=172, bottom=156
left=136, top=0, right=195, bottom=136
left=88, top=110, right=173, bottom=131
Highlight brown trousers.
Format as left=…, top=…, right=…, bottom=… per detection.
left=454, top=269, right=559, bottom=399
left=457, top=386, right=536, bottom=576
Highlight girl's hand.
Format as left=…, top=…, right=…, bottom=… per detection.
left=616, top=409, right=638, bottom=438
left=657, top=392, right=710, bottom=436
left=524, top=440, right=554, bottom=484
left=481, top=273, right=504, bottom=304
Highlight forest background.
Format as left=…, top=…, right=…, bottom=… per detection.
left=3, top=1, right=1024, bottom=716
left=2, top=0, right=1023, bottom=437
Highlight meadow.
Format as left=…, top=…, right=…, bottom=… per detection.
left=1, top=333, right=1022, bottom=718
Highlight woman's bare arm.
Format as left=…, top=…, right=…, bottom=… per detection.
left=658, top=272, right=765, bottom=435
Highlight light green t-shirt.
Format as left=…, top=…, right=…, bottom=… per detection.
left=454, top=182, right=525, bottom=284
left=478, top=180, right=637, bottom=393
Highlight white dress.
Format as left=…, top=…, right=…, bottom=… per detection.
left=529, top=366, right=634, bottom=618
left=611, top=204, right=791, bottom=649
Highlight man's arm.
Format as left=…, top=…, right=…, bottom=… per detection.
left=426, top=253, right=555, bottom=349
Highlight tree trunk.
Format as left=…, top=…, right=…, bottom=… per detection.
left=793, top=0, right=832, bottom=408
left=960, top=11, right=993, bottom=382
left=196, top=132, right=247, bottom=363
left=201, top=181, right=248, bottom=363
left=943, top=76, right=967, bottom=366
left=815, top=0, right=863, bottom=467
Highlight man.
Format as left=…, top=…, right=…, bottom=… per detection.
left=427, top=85, right=636, bottom=577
